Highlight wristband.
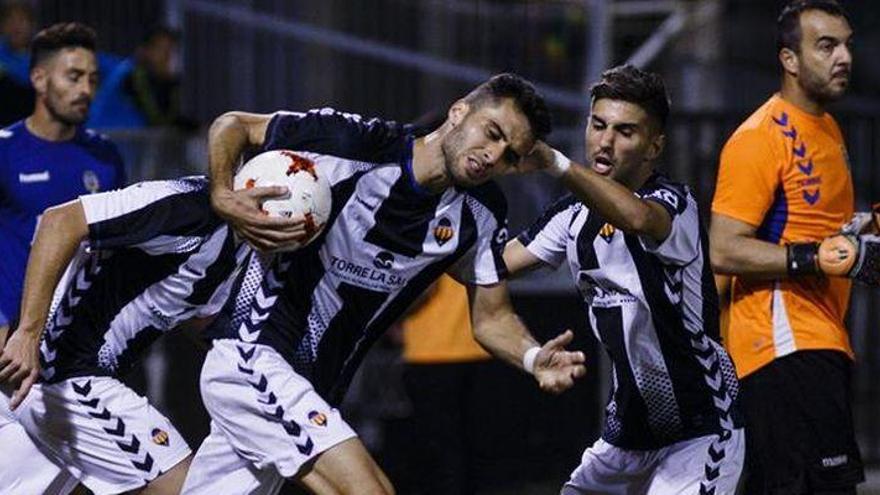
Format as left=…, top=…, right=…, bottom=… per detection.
left=545, top=149, right=572, bottom=178
left=786, top=242, right=820, bottom=276
left=522, top=346, right=541, bottom=374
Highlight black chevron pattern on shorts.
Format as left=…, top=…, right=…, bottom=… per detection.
left=71, top=379, right=158, bottom=479
left=236, top=344, right=315, bottom=456
left=683, top=330, right=736, bottom=494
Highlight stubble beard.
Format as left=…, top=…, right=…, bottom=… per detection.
left=800, top=64, right=846, bottom=105
left=45, top=84, right=88, bottom=127
left=440, top=124, right=467, bottom=186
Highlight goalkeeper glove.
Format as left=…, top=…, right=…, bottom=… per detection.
left=787, top=234, right=880, bottom=286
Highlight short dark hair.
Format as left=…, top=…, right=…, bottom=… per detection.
left=463, top=73, right=552, bottom=141
left=777, top=0, right=850, bottom=54
left=30, top=22, right=97, bottom=71
left=589, top=65, right=670, bottom=130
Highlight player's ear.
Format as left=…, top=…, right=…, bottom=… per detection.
left=447, top=100, right=470, bottom=128
left=779, top=47, right=799, bottom=77
left=30, top=66, right=48, bottom=94
left=646, top=132, right=665, bottom=162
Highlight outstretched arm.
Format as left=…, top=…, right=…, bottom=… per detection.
left=208, top=111, right=308, bottom=251
left=0, top=200, right=88, bottom=408
left=468, top=281, right=586, bottom=394
left=521, top=142, right=672, bottom=243
left=710, top=213, right=788, bottom=278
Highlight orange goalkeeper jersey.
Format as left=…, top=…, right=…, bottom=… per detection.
left=712, top=94, right=854, bottom=378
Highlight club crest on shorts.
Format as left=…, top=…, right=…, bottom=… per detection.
left=83, top=170, right=100, bottom=193
left=433, top=217, right=454, bottom=246
left=308, top=410, right=328, bottom=427
left=599, top=223, right=615, bottom=243
left=151, top=428, right=170, bottom=446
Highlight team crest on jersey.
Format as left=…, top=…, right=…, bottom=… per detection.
left=82, top=170, right=100, bottom=193
left=308, top=410, right=328, bottom=427
left=151, top=428, right=170, bottom=446
left=373, top=251, right=394, bottom=270
left=434, top=218, right=455, bottom=246
left=599, top=223, right=615, bottom=243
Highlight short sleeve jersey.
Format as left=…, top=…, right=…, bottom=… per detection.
left=39, top=177, right=242, bottom=383
left=520, top=174, right=741, bottom=449
left=712, top=94, right=854, bottom=378
left=0, top=121, right=126, bottom=322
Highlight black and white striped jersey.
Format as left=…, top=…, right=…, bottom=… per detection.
left=519, top=173, right=742, bottom=449
left=208, top=109, right=509, bottom=405
left=39, top=177, right=244, bottom=383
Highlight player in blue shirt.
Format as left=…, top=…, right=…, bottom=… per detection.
left=0, top=22, right=125, bottom=344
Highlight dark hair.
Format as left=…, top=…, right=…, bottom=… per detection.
left=29, top=22, right=97, bottom=71
left=777, top=0, right=850, bottom=54
left=463, top=73, right=552, bottom=141
left=589, top=64, right=670, bottom=130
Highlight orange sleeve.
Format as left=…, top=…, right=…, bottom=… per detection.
left=712, top=129, right=781, bottom=227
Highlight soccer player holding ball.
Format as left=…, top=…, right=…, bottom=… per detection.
left=182, top=74, right=586, bottom=494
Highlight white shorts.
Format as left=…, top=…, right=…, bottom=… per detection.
left=562, top=429, right=745, bottom=495
left=182, top=340, right=357, bottom=495
left=0, top=410, right=78, bottom=495
left=3, top=377, right=191, bottom=495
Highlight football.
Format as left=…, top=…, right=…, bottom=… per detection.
left=233, top=149, right=332, bottom=251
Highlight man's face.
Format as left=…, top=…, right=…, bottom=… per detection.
left=34, top=47, right=98, bottom=126
left=440, top=98, right=535, bottom=188
left=586, top=98, right=663, bottom=189
left=795, top=10, right=853, bottom=103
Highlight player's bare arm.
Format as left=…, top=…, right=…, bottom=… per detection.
left=523, top=142, right=672, bottom=243
left=468, top=282, right=586, bottom=394
left=710, top=213, right=789, bottom=278
left=713, top=200, right=880, bottom=284
left=713, top=211, right=874, bottom=278
left=208, top=111, right=308, bottom=251
left=0, top=200, right=88, bottom=408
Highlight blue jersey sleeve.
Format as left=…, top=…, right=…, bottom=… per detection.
left=88, top=131, right=127, bottom=188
